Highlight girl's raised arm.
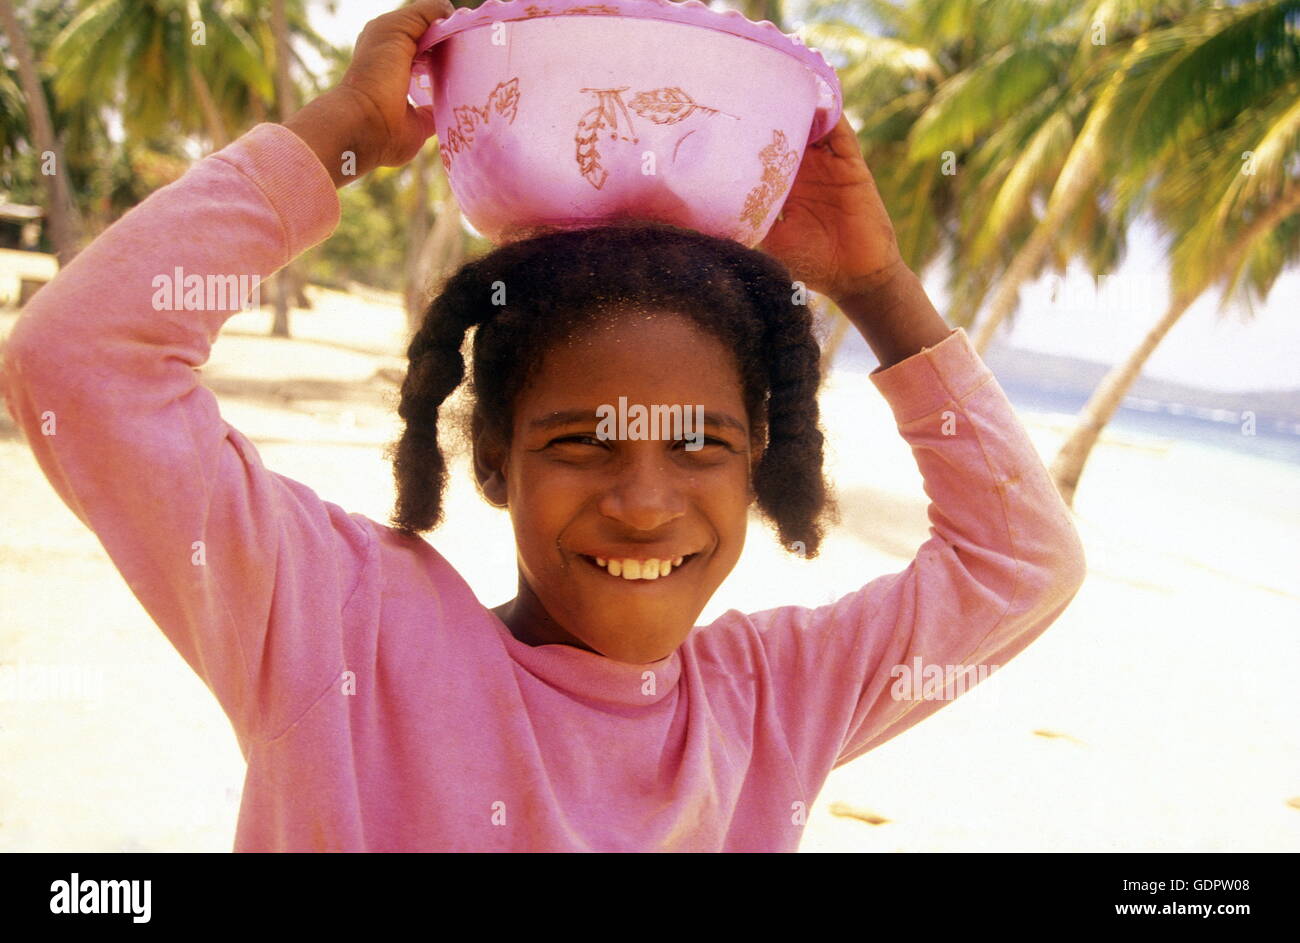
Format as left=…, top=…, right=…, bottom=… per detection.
left=720, top=310, right=1087, bottom=774
left=727, top=114, right=1088, bottom=774
left=0, top=0, right=451, bottom=746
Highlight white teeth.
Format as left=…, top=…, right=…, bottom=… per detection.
left=590, top=556, right=690, bottom=580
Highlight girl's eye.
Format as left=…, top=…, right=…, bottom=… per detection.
left=676, top=437, right=733, bottom=453
left=551, top=434, right=606, bottom=448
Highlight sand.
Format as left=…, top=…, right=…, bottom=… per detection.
left=1, top=286, right=1296, bottom=852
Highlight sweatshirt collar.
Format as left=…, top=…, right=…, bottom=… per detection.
left=486, top=610, right=682, bottom=707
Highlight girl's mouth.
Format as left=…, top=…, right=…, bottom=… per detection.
left=577, top=553, right=700, bottom=581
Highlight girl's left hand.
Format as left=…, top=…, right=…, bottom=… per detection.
left=758, top=113, right=906, bottom=302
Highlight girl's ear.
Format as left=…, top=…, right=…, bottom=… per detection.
left=472, top=426, right=509, bottom=508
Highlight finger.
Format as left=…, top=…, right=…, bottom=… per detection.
left=399, top=102, right=439, bottom=151
left=356, top=0, right=454, bottom=55
left=388, top=0, right=455, bottom=41
left=380, top=105, right=432, bottom=166
left=817, top=113, right=856, bottom=155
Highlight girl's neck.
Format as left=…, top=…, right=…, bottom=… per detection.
left=491, top=591, right=600, bottom=655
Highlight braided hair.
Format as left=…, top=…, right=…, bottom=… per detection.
left=386, top=220, right=838, bottom=557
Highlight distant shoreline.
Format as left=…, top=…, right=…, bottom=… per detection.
left=833, top=343, right=1300, bottom=468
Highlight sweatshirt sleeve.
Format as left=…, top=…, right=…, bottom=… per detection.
left=0, top=123, right=372, bottom=744
left=734, top=326, right=1087, bottom=773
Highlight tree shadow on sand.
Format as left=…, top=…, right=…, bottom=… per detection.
left=201, top=373, right=399, bottom=411
left=0, top=373, right=401, bottom=442
left=221, top=327, right=405, bottom=361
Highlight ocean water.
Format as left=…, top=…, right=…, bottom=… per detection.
left=834, top=357, right=1300, bottom=468
left=993, top=382, right=1300, bottom=468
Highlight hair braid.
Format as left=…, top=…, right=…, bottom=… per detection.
left=730, top=252, right=838, bottom=556
left=389, top=257, right=498, bottom=532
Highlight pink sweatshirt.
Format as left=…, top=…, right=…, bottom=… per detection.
left=1, top=123, right=1086, bottom=852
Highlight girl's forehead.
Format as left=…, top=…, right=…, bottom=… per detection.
left=556, top=310, right=735, bottom=357
left=515, top=318, right=749, bottom=420
left=536, top=322, right=739, bottom=386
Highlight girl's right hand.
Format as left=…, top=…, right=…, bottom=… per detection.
left=283, top=0, right=453, bottom=186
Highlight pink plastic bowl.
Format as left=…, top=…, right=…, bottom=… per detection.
left=408, top=0, right=842, bottom=247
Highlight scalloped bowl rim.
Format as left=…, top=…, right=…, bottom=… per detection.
left=412, top=0, right=842, bottom=143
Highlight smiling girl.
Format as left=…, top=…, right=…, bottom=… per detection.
left=1, top=0, right=1086, bottom=852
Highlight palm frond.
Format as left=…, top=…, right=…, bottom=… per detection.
left=1112, top=0, right=1300, bottom=166
left=967, top=102, right=1077, bottom=264
left=799, top=22, right=943, bottom=84
left=906, top=42, right=1070, bottom=160
left=1212, top=80, right=1300, bottom=225
left=48, top=0, right=129, bottom=106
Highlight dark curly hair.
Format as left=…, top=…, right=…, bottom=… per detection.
left=385, top=220, right=838, bottom=557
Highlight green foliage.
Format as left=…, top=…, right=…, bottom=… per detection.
left=1107, top=2, right=1300, bottom=309
left=907, top=43, right=1070, bottom=160
left=304, top=172, right=409, bottom=292
left=5, top=0, right=1296, bottom=323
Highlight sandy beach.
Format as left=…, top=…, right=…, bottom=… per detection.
left=1, top=287, right=1296, bottom=852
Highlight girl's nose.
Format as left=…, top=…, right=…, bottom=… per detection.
left=596, top=450, right=688, bottom=531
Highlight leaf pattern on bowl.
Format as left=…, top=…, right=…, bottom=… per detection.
left=575, top=87, right=641, bottom=190
left=628, top=87, right=725, bottom=125
left=576, top=86, right=730, bottom=190
left=739, top=129, right=799, bottom=231
left=440, top=78, right=522, bottom=174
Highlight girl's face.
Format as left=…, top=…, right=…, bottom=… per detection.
left=476, top=310, right=758, bottom=664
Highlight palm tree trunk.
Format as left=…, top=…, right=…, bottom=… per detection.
left=429, top=196, right=466, bottom=282
left=405, top=146, right=432, bottom=327
left=270, top=0, right=295, bottom=338
left=969, top=36, right=1150, bottom=355
left=970, top=202, right=1076, bottom=353
left=1048, top=292, right=1194, bottom=506
left=188, top=61, right=229, bottom=150
left=0, top=0, right=83, bottom=266
left=406, top=182, right=465, bottom=336
left=1050, top=182, right=1300, bottom=506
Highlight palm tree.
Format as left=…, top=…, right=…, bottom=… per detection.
left=963, top=32, right=1145, bottom=353
left=798, top=0, right=1101, bottom=363
left=0, top=1, right=186, bottom=239
left=400, top=0, right=486, bottom=331
left=404, top=151, right=465, bottom=336
left=966, top=0, right=1285, bottom=353
left=0, top=0, right=83, bottom=264
left=1050, top=188, right=1300, bottom=506
left=47, top=0, right=273, bottom=151
left=404, top=141, right=433, bottom=328
left=46, top=0, right=328, bottom=333
left=899, top=0, right=1135, bottom=331
left=1050, top=1, right=1300, bottom=505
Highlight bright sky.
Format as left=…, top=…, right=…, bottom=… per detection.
left=987, top=223, right=1300, bottom=393
left=309, top=1, right=1300, bottom=393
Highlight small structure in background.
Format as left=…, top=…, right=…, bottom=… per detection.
left=0, top=203, right=59, bottom=307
